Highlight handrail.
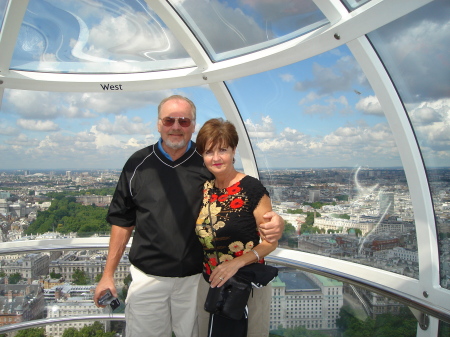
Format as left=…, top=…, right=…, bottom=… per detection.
left=265, top=255, right=450, bottom=325
left=0, top=237, right=112, bottom=254
left=0, top=314, right=125, bottom=333
left=0, top=239, right=448, bottom=332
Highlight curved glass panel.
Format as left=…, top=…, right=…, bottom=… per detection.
left=0, top=87, right=223, bottom=170
left=0, top=248, right=420, bottom=337
left=11, top=0, right=194, bottom=73
left=0, top=0, right=8, bottom=32
left=341, top=0, right=372, bottom=11
left=367, top=0, right=450, bottom=288
left=226, top=46, right=418, bottom=278
left=169, top=0, right=328, bottom=62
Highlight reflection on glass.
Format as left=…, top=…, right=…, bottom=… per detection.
left=11, top=0, right=193, bottom=73
left=341, top=0, right=372, bottom=11
left=226, top=46, right=418, bottom=278
left=169, top=0, right=328, bottom=61
left=440, top=320, right=450, bottom=337
left=367, top=0, right=450, bottom=289
left=269, top=266, right=417, bottom=335
left=0, top=0, right=8, bottom=32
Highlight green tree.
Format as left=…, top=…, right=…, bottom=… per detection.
left=50, top=271, right=62, bottom=279
left=281, top=221, right=296, bottom=240
left=374, top=307, right=416, bottom=337
left=62, top=327, right=80, bottom=337
left=8, top=272, right=22, bottom=284
left=347, top=228, right=362, bottom=237
left=62, top=322, right=117, bottom=337
left=15, top=328, right=45, bottom=337
left=121, top=273, right=132, bottom=300
left=332, top=213, right=350, bottom=220
left=335, top=195, right=349, bottom=201
left=80, top=321, right=116, bottom=337
left=26, top=196, right=109, bottom=235
left=271, top=325, right=328, bottom=337
left=94, top=273, right=103, bottom=283
left=72, top=269, right=89, bottom=285
left=286, top=209, right=304, bottom=214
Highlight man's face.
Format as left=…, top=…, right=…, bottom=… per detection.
left=158, top=99, right=195, bottom=150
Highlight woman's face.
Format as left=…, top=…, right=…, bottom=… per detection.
left=203, top=143, right=236, bottom=176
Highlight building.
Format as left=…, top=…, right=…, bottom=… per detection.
left=75, top=195, right=113, bottom=206
left=44, top=284, right=95, bottom=303
left=49, top=252, right=130, bottom=286
left=387, top=247, right=419, bottom=263
left=46, top=296, right=107, bottom=337
left=1, top=253, right=49, bottom=281
left=314, top=216, right=376, bottom=236
left=270, top=269, right=343, bottom=331
left=309, top=190, right=320, bottom=203
left=0, top=284, right=45, bottom=326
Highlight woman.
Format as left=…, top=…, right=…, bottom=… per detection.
left=195, top=118, right=278, bottom=337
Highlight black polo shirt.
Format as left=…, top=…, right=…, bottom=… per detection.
left=107, top=142, right=212, bottom=277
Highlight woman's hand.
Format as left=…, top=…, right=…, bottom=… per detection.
left=209, top=259, right=244, bottom=288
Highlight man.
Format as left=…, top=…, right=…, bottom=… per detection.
left=94, top=95, right=283, bottom=337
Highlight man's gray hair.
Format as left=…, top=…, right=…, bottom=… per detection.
left=157, top=95, right=196, bottom=120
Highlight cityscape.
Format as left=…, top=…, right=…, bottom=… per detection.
left=0, top=167, right=449, bottom=336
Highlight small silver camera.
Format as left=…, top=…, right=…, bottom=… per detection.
left=98, top=290, right=120, bottom=310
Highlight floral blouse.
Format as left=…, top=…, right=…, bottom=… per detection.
left=195, top=175, right=269, bottom=275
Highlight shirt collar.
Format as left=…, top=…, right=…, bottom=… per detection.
left=157, top=138, right=192, bottom=161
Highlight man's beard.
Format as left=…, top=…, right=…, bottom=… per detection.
left=165, top=137, right=187, bottom=150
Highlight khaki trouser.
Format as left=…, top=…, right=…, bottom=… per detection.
left=126, top=265, right=201, bottom=337
left=197, top=276, right=272, bottom=337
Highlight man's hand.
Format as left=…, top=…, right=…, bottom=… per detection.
left=260, top=211, right=284, bottom=243
left=94, top=276, right=118, bottom=307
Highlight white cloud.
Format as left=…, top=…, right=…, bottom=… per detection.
left=299, top=92, right=322, bottom=104
left=409, top=99, right=450, bottom=126
left=303, top=104, right=334, bottom=116
left=407, top=99, right=450, bottom=160
left=5, top=133, right=39, bottom=147
left=95, top=116, right=151, bottom=135
left=244, top=115, right=276, bottom=139
left=372, top=7, right=450, bottom=102
left=4, top=90, right=172, bottom=119
left=0, top=124, right=18, bottom=135
left=17, top=119, right=60, bottom=131
left=280, top=73, right=295, bottom=82
left=355, top=96, right=383, bottom=116
left=245, top=115, right=401, bottom=167
left=295, top=56, right=367, bottom=95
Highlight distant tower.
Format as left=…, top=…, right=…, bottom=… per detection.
left=379, top=192, right=394, bottom=216
left=309, top=190, right=320, bottom=203
left=66, top=171, right=72, bottom=180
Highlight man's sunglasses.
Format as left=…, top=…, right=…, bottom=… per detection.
left=159, top=117, right=193, bottom=127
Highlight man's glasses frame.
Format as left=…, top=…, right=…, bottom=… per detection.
left=159, top=117, right=193, bottom=127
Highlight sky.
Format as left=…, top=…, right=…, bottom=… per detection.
left=0, top=0, right=449, bottom=171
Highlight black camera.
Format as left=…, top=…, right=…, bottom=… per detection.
left=98, top=290, right=121, bottom=310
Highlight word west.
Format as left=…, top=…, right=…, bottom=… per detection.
left=100, top=84, right=123, bottom=90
